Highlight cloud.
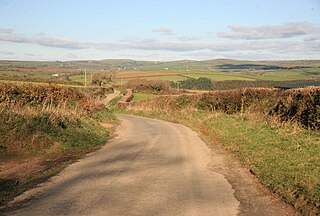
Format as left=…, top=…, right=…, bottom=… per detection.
left=0, top=50, right=15, bottom=55
left=124, top=39, right=206, bottom=51
left=0, top=28, right=13, bottom=34
left=304, top=36, right=320, bottom=42
left=0, top=30, right=89, bottom=49
left=0, top=28, right=319, bottom=60
left=152, top=28, right=173, bottom=35
left=177, top=36, right=199, bottom=41
left=0, top=30, right=26, bottom=43
left=32, top=34, right=90, bottom=49
left=217, top=22, right=320, bottom=40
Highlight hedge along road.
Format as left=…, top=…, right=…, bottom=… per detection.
left=5, top=115, right=297, bottom=216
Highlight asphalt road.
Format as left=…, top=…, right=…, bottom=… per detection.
left=7, top=114, right=240, bottom=216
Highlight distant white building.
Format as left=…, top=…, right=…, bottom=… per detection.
left=164, top=68, right=169, bottom=70
left=52, top=74, right=59, bottom=77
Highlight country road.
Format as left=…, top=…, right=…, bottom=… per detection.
left=103, top=90, right=120, bottom=105
left=5, top=114, right=297, bottom=216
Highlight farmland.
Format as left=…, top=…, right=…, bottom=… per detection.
left=0, top=59, right=319, bottom=88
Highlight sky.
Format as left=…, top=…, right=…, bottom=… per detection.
left=0, top=0, right=319, bottom=61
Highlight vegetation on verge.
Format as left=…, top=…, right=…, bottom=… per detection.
left=0, top=82, right=116, bottom=206
left=120, top=87, right=320, bottom=215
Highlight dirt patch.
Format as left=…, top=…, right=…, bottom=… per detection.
left=0, top=158, right=43, bottom=180
left=0, top=157, right=44, bottom=206
left=0, top=151, right=77, bottom=208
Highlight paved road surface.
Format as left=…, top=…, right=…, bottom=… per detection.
left=7, top=114, right=240, bottom=216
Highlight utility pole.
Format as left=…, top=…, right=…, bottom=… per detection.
left=84, top=68, right=87, bottom=87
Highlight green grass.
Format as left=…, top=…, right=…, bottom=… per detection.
left=257, top=68, right=320, bottom=81
left=132, top=92, right=160, bottom=102
left=202, top=114, right=319, bottom=214
left=142, top=75, right=185, bottom=81
left=0, top=70, right=53, bottom=79
left=69, top=74, right=86, bottom=82
left=184, top=71, right=255, bottom=81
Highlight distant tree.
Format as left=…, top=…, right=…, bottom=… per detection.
left=171, top=77, right=213, bottom=90
left=124, top=79, right=170, bottom=93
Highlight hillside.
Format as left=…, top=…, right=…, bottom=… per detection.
left=1, top=59, right=320, bottom=71
left=0, top=59, right=319, bottom=90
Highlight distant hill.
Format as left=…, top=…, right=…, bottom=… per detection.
left=0, top=59, right=319, bottom=71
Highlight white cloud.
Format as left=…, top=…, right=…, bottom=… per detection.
left=152, top=28, right=173, bottom=35
left=0, top=28, right=13, bottom=34
left=0, top=30, right=89, bottom=49
left=0, top=50, right=15, bottom=55
left=0, top=27, right=319, bottom=60
left=176, top=36, right=199, bottom=41
left=217, top=22, right=320, bottom=40
left=32, top=34, right=90, bottom=49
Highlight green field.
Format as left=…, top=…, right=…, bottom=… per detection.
left=132, top=92, right=160, bottom=102
left=183, top=71, right=255, bottom=81
left=0, top=70, right=53, bottom=79
left=114, top=75, right=185, bottom=84
left=258, top=68, right=320, bottom=81
left=0, top=59, right=319, bottom=86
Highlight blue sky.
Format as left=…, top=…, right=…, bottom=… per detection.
left=0, top=0, right=319, bottom=61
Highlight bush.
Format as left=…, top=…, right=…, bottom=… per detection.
left=0, top=82, right=86, bottom=107
left=127, top=87, right=320, bottom=129
left=211, top=79, right=320, bottom=90
left=124, top=79, right=171, bottom=93
left=271, top=88, right=320, bottom=129
left=171, top=77, right=214, bottom=90
left=0, top=82, right=114, bottom=155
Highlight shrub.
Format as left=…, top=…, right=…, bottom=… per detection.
left=171, top=77, right=214, bottom=90
left=0, top=82, right=86, bottom=107
left=270, top=87, right=320, bottom=129
left=124, top=79, right=171, bottom=93
left=127, top=87, right=320, bottom=129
